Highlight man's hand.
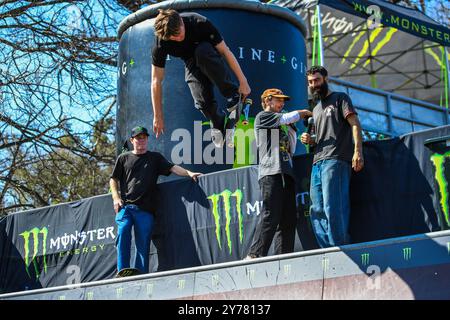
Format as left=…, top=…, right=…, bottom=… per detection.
left=113, top=198, right=124, bottom=214
left=352, top=151, right=364, bottom=172
left=239, top=79, right=251, bottom=99
left=153, top=116, right=164, bottom=138
left=301, top=132, right=314, bottom=145
left=188, top=171, right=202, bottom=182
left=299, top=110, right=313, bottom=119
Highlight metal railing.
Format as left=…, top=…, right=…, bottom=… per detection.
left=329, top=77, right=450, bottom=139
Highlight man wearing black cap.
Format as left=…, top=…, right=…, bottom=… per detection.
left=110, top=126, right=201, bottom=275
left=245, top=89, right=311, bottom=259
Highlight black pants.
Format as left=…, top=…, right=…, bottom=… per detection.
left=249, top=174, right=297, bottom=257
left=185, top=42, right=238, bottom=129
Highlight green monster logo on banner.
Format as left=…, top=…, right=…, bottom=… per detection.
left=207, top=189, right=244, bottom=254
left=19, top=227, right=48, bottom=280
left=430, top=151, right=450, bottom=227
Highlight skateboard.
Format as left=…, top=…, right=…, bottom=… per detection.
left=225, top=98, right=253, bottom=148
left=115, top=267, right=141, bottom=278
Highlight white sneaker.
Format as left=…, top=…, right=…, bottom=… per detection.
left=211, top=128, right=224, bottom=148
left=225, top=128, right=235, bottom=148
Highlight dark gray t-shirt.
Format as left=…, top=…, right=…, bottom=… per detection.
left=312, top=92, right=357, bottom=164
left=110, top=151, right=174, bottom=214
left=255, top=111, right=297, bottom=180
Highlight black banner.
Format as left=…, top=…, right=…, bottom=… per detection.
left=2, top=125, right=450, bottom=294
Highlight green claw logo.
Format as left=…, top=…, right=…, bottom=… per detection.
left=207, top=189, right=244, bottom=255
left=430, top=151, right=450, bottom=227
left=361, top=253, right=370, bottom=266
left=19, top=227, right=48, bottom=280
left=403, top=247, right=412, bottom=261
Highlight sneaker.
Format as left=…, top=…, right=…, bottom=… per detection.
left=243, top=253, right=258, bottom=260
left=226, top=93, right=242, bottom=112
left=211, top=128, right=224, bottom=148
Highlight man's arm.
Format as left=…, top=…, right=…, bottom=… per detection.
left=215, top=40, right=251, bottom=98
left=151, top=65, right=165, bottom=138
left=109, top=178, right=124, bottom=214
left=170, top=165, right=202, bottom=182
left=347, top=114, right=364, bottom=172
left=280, top=110, right=313, bottom=125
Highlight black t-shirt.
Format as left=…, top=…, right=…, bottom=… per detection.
left=312, top=92, right=357, bottom=164
left=152, top=12, right=223, bottom=68
left=110, top=151, right=174, bottom=214
left=255, top=111, right=297, bottom=180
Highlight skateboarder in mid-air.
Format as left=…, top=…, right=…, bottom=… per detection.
left=110, top=126, right=201, bottom=276
left=151, top=9, right=251, bottom=147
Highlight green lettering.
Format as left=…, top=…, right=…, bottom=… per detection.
left=82, top=247, right=89, bottom=254
left=421, top=25, right=428, bottom=35
left=74, top=248, right=80, bottom=255
left=390, top=15, right=400, bottom=26
left=436, top=30, right=442, bottom=41
left=91, top=245, right=97, bottom=252
left=411, top=22, right=419, bottom=33
left=401, top=18, right=410, bottom=29
left=352, top=1, right=364, bottom=13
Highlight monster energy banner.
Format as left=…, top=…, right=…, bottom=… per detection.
left=348, top=125, right=450, bottom=242
left=274, top=0, right=450, bottom=106
left=278, top=0, right=450, bottom=46
left=2, top=125, right=450, bottom=294
left=0, top=195, right=118, bottom=294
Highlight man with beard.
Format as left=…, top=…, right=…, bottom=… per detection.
left=301, top=66, right=364, bottom=248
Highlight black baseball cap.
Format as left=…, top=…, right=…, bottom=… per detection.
left=131, top=126, right=149, bottom=138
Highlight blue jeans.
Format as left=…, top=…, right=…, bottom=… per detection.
left=309, top=159, right=351, bottom=248
left=115, top=204, right=154, bottom=273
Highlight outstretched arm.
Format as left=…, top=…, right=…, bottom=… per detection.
left=170, top=165, right=202, bottom=182
left=151, top=65, right=165, bottom=138
left=215, top=40, right=251, bottom=98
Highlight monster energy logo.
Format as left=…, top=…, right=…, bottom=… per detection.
left=361, top=253, right=370, bottom=266
left=247, top=269, right=255, bottom=282
left=212, top=274, right=220, bottom=287
left=207, top=189, right=244, bottom=255
left=178, top=279, right=186, bottom=291
left=19, top=227, right=48, bottom=280
left=430, top=151, right=450, bottom=227
left=322, top=257, right=330, bottom=272
left=403, top=247, right=412, bottom=261
left=147, top=283, right=154, bottom=296
left=283, top=264, right=292, bottom=277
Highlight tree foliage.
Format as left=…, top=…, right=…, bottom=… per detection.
left=0, top=0, right=131, bottom=215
